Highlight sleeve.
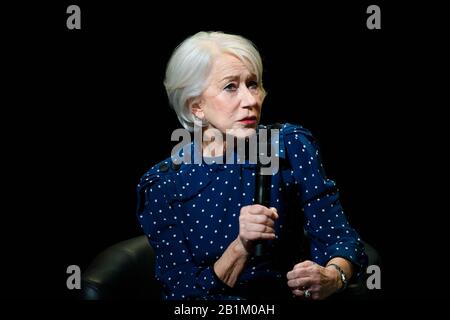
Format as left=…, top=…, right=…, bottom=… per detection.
left=136, top=167, right=232, bottom=300
left=282, top=124, right=368, bottom=278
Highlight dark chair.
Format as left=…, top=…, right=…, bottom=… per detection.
left=80, top=235, right=380, bottom=300
left=80, top=235, right=161, bottom=300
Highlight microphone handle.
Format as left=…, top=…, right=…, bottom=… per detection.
left=254, top=166, right=271, bottom=257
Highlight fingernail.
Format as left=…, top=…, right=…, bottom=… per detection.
left=272, top=208, right=279, bottom=218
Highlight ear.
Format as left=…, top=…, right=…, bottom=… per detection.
left=189, top=98, right=205, bottom=120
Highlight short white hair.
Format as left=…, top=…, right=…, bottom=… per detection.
left=164, top=31, right=266, bottom=132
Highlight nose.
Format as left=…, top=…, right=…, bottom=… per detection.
left=240, top=86, right=258, bottom=109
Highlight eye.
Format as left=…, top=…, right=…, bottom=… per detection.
left=224, top=83, right=238, bottom=91
left=247, top=80, right=258, bottom=90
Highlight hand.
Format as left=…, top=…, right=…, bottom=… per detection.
left=286, top=260, right=341, bottom=300
left=237, top=204, right=278, bottom=254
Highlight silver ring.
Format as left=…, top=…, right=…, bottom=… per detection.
left=304, top=289, right=311, bottom=299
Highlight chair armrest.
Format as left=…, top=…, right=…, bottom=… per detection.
left=80, top=235, right=161, bottom=300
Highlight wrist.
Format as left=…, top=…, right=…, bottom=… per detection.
left=326, top=263, right=348, bottom=292
left=233, top=238, right=250, bottom=258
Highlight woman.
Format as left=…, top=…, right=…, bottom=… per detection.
left=136, top=31, right=367, bottom=300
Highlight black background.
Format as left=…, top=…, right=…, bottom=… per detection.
left=3, top=1, right=447, bottom=304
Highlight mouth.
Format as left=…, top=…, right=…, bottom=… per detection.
left=238, top=116, right=257, bottom=125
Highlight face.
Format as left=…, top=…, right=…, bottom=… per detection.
left=191, top=53, right=264, bottom=139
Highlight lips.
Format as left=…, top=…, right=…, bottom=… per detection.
left=238, top=116, right=257, bottom=125
left=239, top=116, right=257, bottom=121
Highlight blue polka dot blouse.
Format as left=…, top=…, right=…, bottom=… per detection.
left=136, top=123, right=368, bottom=300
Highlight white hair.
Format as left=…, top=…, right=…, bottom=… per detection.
left=164, top=31, right=266, bottom=132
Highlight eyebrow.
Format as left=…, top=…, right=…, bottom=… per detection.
left=219, top=75, right=239, bottom=83
left=219, top=74, right=256, bottom=83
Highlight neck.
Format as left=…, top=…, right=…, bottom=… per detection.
left=202, top=126, right=226, bottom=158
left=199, top=125, right=256, bottom=159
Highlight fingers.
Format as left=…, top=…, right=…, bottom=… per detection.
left=288, top=273, right=316, bottom=300
left=286, top=261, right=318, bottom=295
left=287, top=276, right=313, bottom=290
left=240, top=205, right=278, bottom=229
left=240, top=224, right=276, bottom=240
left=286, top=261, right=329, bottom=300
left=293, top=260, right=316, bottom=270
left=292, top=288, right=304, bottom=297
left=242, top=214, right=275, bottom=227
left=287, top=261, right=316, bottom=280
left=291, top=288, right=317, bottom=300
left=247, top=205, right=279, bottom=220
left=239, top=205, right=278, bottom=243
left=244, top=223, right=275, bottom=234
left=246, top=231, right=276, bottom=240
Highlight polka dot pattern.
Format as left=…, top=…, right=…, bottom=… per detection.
left=136, top=123, right=368, bottom=300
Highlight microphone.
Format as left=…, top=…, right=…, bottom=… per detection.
left=254, top=127, right=272, bottom=257
left=254, top=162, right=271, bottom=256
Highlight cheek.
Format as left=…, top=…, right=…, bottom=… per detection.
left=210, top=97, right=238, bottom=114
left=256, top=93, right=264, bottom=107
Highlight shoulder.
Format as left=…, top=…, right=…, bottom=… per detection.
left=260, top=122, right=313, bottom=138
left=272, top=123, right=322, bottom=164
left=261, top=122, right=316, bottom=150
left=258, top=122, right=313, bottom=138
left=278, top=123, right=318, bottom=148
left=278, top=123, right=314, bottom=140
left=137, top=157, right=182, bottom=191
